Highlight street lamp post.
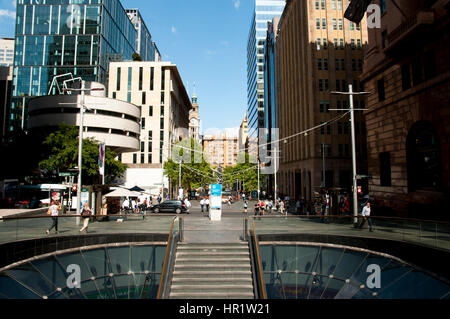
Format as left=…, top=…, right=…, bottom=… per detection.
left=63, top=80, right=104, bottom=225
left=330, top=84, right=370, bottom=227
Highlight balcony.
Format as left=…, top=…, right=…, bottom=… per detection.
left=385, top=10, right=435, bottom=54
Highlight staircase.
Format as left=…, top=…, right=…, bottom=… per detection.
left=169, top=242, right=254, bottom=299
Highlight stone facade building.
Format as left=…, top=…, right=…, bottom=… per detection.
left=276, top=0, right=369, bottom=201
left=360, top=0, right=450, bottom=219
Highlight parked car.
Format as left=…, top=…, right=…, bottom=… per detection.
left=150, top=200, right=189, bottom=214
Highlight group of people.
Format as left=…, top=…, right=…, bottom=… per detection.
left=244, top=199, right=287, bottom=215
left=199, top=197, right=210, bottom=213
left=121, top=195, right=163, bottom=214
left=45, top=200, right=92, bottom=235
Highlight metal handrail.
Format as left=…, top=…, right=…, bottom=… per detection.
left=250, top=218, right=266, bottom=299
left=156, top=216, right=178, bottom=299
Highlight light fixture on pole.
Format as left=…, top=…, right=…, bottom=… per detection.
left=63, top=80, right=104, bottom=225
left=330, top=84, right=370, bottom=227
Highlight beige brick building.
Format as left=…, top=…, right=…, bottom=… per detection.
left=360, top=0, right=450, bottom=219
left=203, top=133, right=239, bottom=168
left=108, top=61, right=191, bottom=194
left=275, top=0, right=368, bottom=201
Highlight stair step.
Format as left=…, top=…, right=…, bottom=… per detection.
left=174, top=265, right=250, bottom=271
left=169, top=292, right=254, bottom=299
left=172, top=278, right=253, bottom=285
left=171, top=284, right=253, bottom=291
left=175, top=259, right=250, bottom=265
left=172, top=271, right=252, bottom=279
left=176, top=252, right=249, bottom=257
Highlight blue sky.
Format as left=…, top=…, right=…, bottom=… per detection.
left=0, top=0, right=254, bottom=132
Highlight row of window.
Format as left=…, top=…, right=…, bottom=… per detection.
left=317, top=58, right=363, bottom=72
left=316, top=38, right=363, bottom=50
left=315, top=0, right=342, bottom=10
left=318, top=79, right=364, bottom=92
left=315, top=18, right=361, bottom=32
left=319, top=143, right=368, bottom=159
left=320, top=121, right=366, bottom=135
left=377, top=50, right=437, bottom=102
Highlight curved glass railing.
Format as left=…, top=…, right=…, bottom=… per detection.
left=250, top=215, right=450, bottom=251
left=0, top=214, right=175, bottom=245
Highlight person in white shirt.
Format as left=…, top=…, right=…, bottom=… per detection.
left=205, top=198, right=210, bottom=212
left=359, top=202, right=373, bottom=232
left=46, top=200, right=62, bottom=235
left=200, top=198, right=205, bottom=213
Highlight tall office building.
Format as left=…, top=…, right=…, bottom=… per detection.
left=275, top=0, right=368, bottom=202
left=125, top=9, right=158, bottom=62
left=108, top=61, right=191, bottom=195
left=0, top=38, right=14, bottom=141
left=246, top=0, right=285, bottom=150
left=8, top=0, right=151, bottom=137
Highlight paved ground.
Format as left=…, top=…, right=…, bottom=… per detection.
left=0, top=200, right=449, bottom=251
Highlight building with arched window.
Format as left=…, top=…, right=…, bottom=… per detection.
left=360, top=0, right=449, bottom=219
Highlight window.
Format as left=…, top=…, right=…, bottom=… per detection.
left=316, top=38, right=321, bottom=50
left=318, top=58, right=323, bottom=70
left=324, top=58, right=328, bottom=70
left=332, top=0, right=336, bottom=10
left=161, top=105, right=165, bottom=116
left=323, top=38, right=327, bottom=49
left=324, top=79, right=329, bottom=91
left=338, top=122, right=343, bottom=135
left=358, top=59, right=363, bottom=71
left=327, top=123, right=331, bottom=135
left=149, top=106, right=153, bottom=116
left=336, top=79, right=341, bottom=91
left=161, top=67, right=165, bottom=91
left=335, top=59, right=340, bottom=71
left=337, top=0, right=342, bottom=10
left=379, top=152, right=392, bottom=187
left=341, top=59, right=345, bottom=70
left=338, top=144, right=343, bottom=156
left=139, top=67, right=143, bottom=91
left=352, top=59, right=356, bottom=71
left=381, top=30, right=387, bottom=49
left=407, top=121, right=442, bottom=190
left=148, top=130, right=153, bottom=140
left=150, top=67, right=154, bottom=90
left=321, top=0, right=326, bottom=9
left=380, top=0, right=387, bottom=14
left=127, top=92, right=131, bottom=103
left=160, top=118, right=164, bottom=129
left=351, top=39, right=356, bottom=49
left=133, top=154, right=137, bottom=164
left=350, top=22, right=354, bottom=31
left=424, top=50, right=436, bottom=80
left=412, top=57, right=423, bottom=86
left=357, top=39, right=362, bottom=49
left=160, top=131, right=164, bottom=141
left=161, top=92, right=165, bottom=104
left=377, top=79, right=386, bottom=102
left=316, top=18, right=321, bottom=30
left=340, top=39, right=344, bottom=49
left=142, top=92, right=146, bottom=105
left=148, top=154, right=152, bottom=163
left=322, top=18, right=327, bottom=29
left=315, top=0, right=320, bottom=9
left=401, top=64, right=411, bottom=91
left=334, top=38, right=338, bottom=48
left=333, top=19, right=337, bottom=30
left=116, top=68, right=121, bottom=91
left=319, top=79, right=323, bottom=91
left=141, top=142, right=145, bottom=152
left=141, top=118, right=145, bottom=130
left=141, top=154, right=145, bottom=164
left=128, top=67, right=132, bottom=91
left=112, top=92, right=116, bottom=99
left=339, top=19, right=343, bottom=30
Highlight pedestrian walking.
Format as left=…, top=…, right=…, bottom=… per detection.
left=184, top=197, right=191, bottom=214
left=359, top=202, right=373, bottom=232
left=254, top=203, right=260, bottom=216
left=46, top=200, right=62, bottom=235
left=243, top=200, right=248, bottom=214
left=200, top=198, right=205, bottom=213
left=280, top=200, right=285, bottom=215
left=205, top=198, right=210, bottom=212
left=79, top=202, right=92, bottom=233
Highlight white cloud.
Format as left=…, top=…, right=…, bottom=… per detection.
left=232, top=0, right=241, bottom=10
left=220, top=41, right=230, bottom=47
left=205, top=49, right=217, bottom=56
left=0, top=9, right=15, bottom=19
left=171, top=26, right=177, bottom=34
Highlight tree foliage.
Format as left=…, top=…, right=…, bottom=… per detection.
left=39, top=124, right=126, bottom=184
left=164, top=138, right=215, bottom=190
left=222, top=153, right=264, bottom=192
left=132, top=52, right=143, bottom=61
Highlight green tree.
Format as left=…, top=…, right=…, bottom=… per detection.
left=222, top=153, right=263, bottom=193
left=164, top=138, right=215, bottom=191
left=39, top=124, right=126, bottom=184
left=132, top=52, right=143, bottom=61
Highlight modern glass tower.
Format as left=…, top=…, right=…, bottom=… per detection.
left=8, top=0, right=139, bottom=135
left=125, top=9, right=158, bottom=62
left=246, top=0, right=285, bottom=145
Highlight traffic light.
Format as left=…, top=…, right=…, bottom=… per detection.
left=357, top=186, right=363, bottom=194
left=72, top=185, right=77, bottom=192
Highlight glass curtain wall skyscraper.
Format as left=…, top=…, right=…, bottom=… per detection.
left=246, top=0, right=285, bottom=152
left=125, top=9, right=157, bottom=62
left=8, top=0, right=138, bottom=135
